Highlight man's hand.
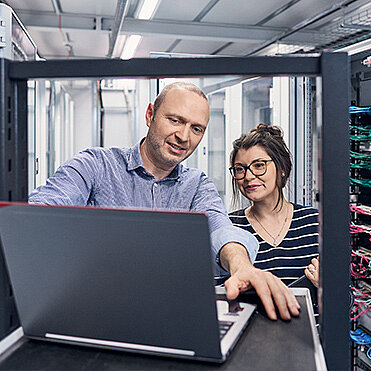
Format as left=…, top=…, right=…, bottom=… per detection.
left=224, top=267, right=300, bottom=320
left=220, top=242, right=300, bottom=321
left=305, top=257, right=319, bottom=288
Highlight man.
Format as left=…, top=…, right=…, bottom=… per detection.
left=29, top=82, right=300, bottom=320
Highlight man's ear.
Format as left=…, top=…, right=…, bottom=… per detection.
left=145, top=103, right=154, bottom=128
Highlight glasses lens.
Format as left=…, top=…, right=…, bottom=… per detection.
left=250, top=161, right=267, bottom=176
left=232, top=165, right=246, bottom=179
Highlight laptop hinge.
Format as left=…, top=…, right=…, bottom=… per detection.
left=45, top=333, right=196, bottom=356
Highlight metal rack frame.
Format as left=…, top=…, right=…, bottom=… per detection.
left=0, top=53, right=350, bottom=370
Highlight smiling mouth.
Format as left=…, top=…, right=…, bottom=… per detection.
left=168, top=142, right=186, bottom=153
left=246, top=185, right=261, bottom=191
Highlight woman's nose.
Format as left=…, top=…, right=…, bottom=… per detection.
left=244, top=168, right=256, bottom=181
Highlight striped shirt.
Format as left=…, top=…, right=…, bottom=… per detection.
left=229, top=204, right=319, bottom=285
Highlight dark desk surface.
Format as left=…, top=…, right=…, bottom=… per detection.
left=0, top=296, right=319, bottom=371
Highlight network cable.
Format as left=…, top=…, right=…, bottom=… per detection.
left=349, top=106, right=371, bottom=115
left=351, top=251, right=371, bottom=278
left=350, top=151, right=371, bottom=160
left=351, top=178, right=371, bottom=188
left=350, top=134, right=371, bottom=141
left=351, top=126, right=371, bottom=133
left=350, top=204, right=371, bottom=215
left=350, top=286, right=371, bottom=320
left=351, top=162, right=371, bottom=170
left=350, top=328, right=371, bottom=344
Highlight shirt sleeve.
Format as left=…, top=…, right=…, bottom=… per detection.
left=190, top=172, right=258, bottom=271
left=28, top=149, right=102, bottom=206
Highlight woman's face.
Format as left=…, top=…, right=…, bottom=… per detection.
left=234, top=145, right=279, bottom=203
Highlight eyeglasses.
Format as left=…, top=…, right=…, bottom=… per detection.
left=229, top=160, right=273, bottom=180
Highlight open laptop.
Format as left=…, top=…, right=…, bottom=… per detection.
left=0, top=203, right=256, bottom=363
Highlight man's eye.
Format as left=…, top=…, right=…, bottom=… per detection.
left=193, top=126, right=203, bottom=134
left=169, top=117, right=179, bottom=123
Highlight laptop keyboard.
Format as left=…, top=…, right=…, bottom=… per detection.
left=219, top=321, right=233, bottom=340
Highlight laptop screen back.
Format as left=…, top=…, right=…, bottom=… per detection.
left=0, top=204, right=222, bottom=359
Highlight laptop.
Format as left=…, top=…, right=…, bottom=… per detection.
left=0, top=203, right=256, bottom=363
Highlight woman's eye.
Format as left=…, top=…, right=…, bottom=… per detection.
left=235, top=166, right=245, bottom=173
left=253, top=162, right=265, bottom=169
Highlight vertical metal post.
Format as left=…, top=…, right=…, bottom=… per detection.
left=0, top=57, right=27, bottom=339
left=319, top=52, right=350, bottom=370
left=304, top=77, right=314, bottom=206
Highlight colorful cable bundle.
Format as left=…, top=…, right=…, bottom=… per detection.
left=350, top=205, right=371, bottom=215
left=350, top=151, right=371, bottom=160
left=351, top=162, right=371, bottom=170
left=350, top=222, right=371, bottom=236
left=350, top=125, right=371, bottom=141
left=350, top=285, right=371, bottom=320
left=351, top=250, right=371, bottom=278
left=351, top=178, right=371, bottom=188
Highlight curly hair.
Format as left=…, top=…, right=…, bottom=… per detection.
left=230, top=124, right=292, bottom=210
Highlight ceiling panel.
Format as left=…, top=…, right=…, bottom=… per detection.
left=201, top=0, right=291, bottom=25
left=217, top=41, right=262, bottom=56
left=5, top=0, right=54, bottom=12
left=31, top=29, right=109, bottom=59
left=171, top=39, right=225, bottom=55
left=28, top=30, right=69, bottom=58
left=155, top=0, right=211, bottom=21
left=135, top=36, right=177, bottom=57
left=59, top=0, right=117, bottom=15
left=264, top=0, right=341, bottom=28
left=66, top=30, right=109, bottom=57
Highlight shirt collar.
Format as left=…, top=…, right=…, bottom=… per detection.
left=127, top=142, right=144, bottom=171
left=127, top=141, right=182, bottom=180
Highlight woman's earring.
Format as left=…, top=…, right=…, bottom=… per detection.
left=282, top=172, right=285, bottom=177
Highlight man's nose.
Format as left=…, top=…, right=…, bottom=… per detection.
left=175, top=125, right=191, bottom=142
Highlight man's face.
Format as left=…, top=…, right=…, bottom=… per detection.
left=145, top=88, right=209, bottom=170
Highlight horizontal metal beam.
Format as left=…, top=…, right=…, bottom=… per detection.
left=14, top=10, right=324, bottom=44
left=8, top=56, right=321, bottom=80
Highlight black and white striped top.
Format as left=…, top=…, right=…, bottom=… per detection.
left=229, top=204, right=319, bottom=285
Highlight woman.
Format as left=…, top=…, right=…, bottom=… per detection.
left=229, top=124, right=319, bottom=287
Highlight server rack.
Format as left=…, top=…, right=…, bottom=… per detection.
left=0, top=53, right=349, bottom=370
left=350, top=50, right=371, bottom=371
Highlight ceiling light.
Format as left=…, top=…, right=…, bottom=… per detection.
left=121, top=35, right=142, bottom=59
left=137, top=0, right=159, bottom=20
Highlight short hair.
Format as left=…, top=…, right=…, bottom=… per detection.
left=152, top=82, right=208, bottom=118
left=230, top=124, right=292, bottom=210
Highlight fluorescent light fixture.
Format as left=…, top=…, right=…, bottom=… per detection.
left=137, top=0, right=159, bottom=20
left=336, top=38, right=371, bottom=55
left=121, top=35, right=142, bottom=60
left=121, top=0, right=158, bottom=59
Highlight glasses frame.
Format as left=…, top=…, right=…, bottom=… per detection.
left=229, top=159, right=273, bottom=180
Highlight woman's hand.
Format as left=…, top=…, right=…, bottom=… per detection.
left=305, top=257, right=319, bottom=288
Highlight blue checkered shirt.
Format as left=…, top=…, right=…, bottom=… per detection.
left=29, top=142, right=258, bottom=274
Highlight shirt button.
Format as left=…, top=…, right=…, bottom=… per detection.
left=153, top=183, right=158, bottom=188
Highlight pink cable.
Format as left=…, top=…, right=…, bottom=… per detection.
left=350, top=306, right=370, bottom=320
left=350, top=264, right=368, bottom=278
left=350, top=205, right=371, bottom=215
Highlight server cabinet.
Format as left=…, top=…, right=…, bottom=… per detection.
left=0, top=54, right=349, bottom=370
